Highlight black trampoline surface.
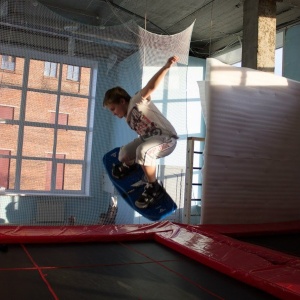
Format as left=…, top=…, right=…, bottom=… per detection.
left=0, top=241, right=278, bottom=300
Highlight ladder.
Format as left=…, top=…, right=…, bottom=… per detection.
left=183, top=137, right=205, bottom=224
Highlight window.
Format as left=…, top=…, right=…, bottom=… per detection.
left=67, top=65, right=80, bottom=81
left=44, top=61, right=58, bottom=77
left=0, top=105, right=14, bottom=120
left=1, top=55, right=16, bottom=71
left=0, top=52, right=96, bottom=195
left=0, top=150, right=11, bottom=189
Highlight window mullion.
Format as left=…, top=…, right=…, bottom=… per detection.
left=51, top=62, right=63, bottom=191
left=14, top=56, right=30, bottom=191
left=83, top=66, right=97, bottom=195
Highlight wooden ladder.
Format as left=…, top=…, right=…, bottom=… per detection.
left=183, top=137, right=205, bottom=224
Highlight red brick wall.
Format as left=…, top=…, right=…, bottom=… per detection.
left=0, top=55, right=91, bottom=192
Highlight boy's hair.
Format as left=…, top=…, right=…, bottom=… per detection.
left=103, top=86, right=131, bottom=107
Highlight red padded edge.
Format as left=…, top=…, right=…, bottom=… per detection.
left=155, top=222, right=300, bottom=300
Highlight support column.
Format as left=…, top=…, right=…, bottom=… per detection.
left=242, top=0, right=276, bottom=72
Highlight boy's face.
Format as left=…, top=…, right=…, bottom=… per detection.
left=106, top=99, right=128, bottom=118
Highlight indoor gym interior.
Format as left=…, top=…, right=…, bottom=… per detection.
left=1, top=0, right=300, bottom=299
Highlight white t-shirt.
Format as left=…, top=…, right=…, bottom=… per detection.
left=126, top=91, right=178, bottom=140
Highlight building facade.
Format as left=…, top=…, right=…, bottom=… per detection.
left=0, top=54, right=93, bottom=194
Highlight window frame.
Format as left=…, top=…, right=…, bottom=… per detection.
left=44, top=61, right=58, bottom=77
left=67, top=65, right=80, bottom=81
left=1, top=55, right=16, bottom=71
left=0, top=45, right=98, bottom=196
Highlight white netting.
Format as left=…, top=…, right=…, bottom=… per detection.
left=0, top=0, right=194, bottom=225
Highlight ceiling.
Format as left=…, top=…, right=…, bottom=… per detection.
left=36, top=0, right=300, bottom=59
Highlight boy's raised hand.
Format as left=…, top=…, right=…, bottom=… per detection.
left=141, top=55, right=179, bottom=100
left=166, top=56, right=179, bottom=68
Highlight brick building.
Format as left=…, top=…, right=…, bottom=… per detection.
left=0, top=54, right=92, bottom=193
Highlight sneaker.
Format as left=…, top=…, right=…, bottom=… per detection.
left=112, top=162, right=137, bottom=179
left=135, top=181, right=165, bottom=209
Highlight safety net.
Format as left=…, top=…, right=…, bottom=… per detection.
left=0, top=0, right=197, bottom=226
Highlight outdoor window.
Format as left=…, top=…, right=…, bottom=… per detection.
left=0, top=51, right=96, bottom=195
left=1, top=55, right=16, bottom=71
left=0, top=105, right=14, bottom=120
left=44, top=61, right=58, bottom=77
left=67, top=65, right=80, bottom=81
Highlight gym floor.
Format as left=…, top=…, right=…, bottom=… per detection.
left=0, top=241, right=278, bottom=300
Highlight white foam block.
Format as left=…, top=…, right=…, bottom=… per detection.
left=199, top=58, right=300, bottom=224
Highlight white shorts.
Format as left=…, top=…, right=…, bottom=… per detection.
left=118, top=135, right=177, bottom=166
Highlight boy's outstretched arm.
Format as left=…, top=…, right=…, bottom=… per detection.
left=141, top=56, right=179, bottom=100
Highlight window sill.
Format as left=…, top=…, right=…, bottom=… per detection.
left=0, top=191, right=92, bottom=198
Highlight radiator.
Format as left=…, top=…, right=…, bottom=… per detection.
left=36, top=200, right=65, bottom=223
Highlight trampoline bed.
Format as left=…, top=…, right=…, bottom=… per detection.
left=0, top=221, right=299, bottom=300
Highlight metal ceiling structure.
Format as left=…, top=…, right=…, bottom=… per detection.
left=36, top=0, right=300, bottom=59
